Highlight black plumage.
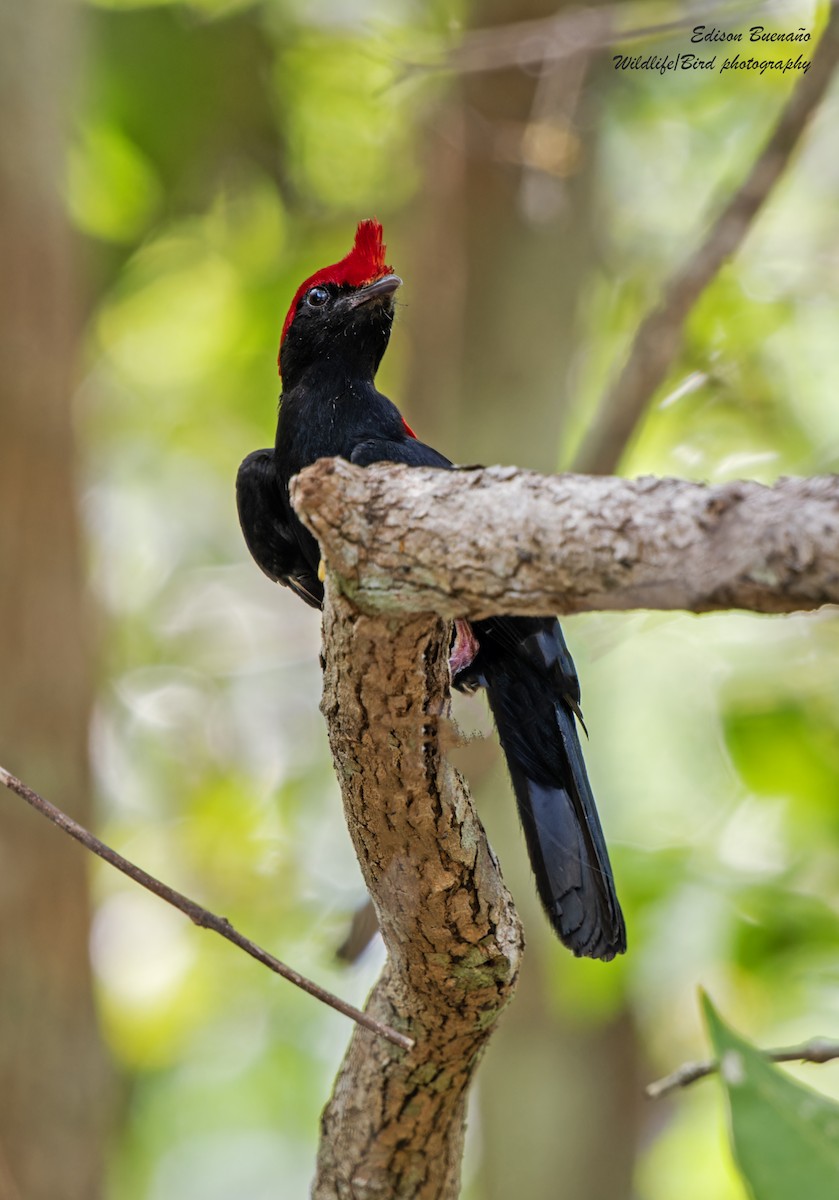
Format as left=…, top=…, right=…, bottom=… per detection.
left=236, top=221, right=626, bottom=960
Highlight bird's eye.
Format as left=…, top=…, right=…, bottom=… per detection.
left=307, top=285, right=330, bottom=307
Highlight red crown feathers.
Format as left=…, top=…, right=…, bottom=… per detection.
left=279, top=220, right=393, bottom=365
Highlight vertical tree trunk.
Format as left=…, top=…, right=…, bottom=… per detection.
left=0, top=2, right=112, bottom=1196
left=400, top=2, right=596, bottom=471
left=400, top=4, right=644, bottom=1196
left=308, top=593, right=523, bottom=1200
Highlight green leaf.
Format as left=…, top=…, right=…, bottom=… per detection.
left=703, top=994, right=839, bottom=1200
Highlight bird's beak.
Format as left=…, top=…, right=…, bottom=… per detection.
left=349, top=273, right=403, bottom=307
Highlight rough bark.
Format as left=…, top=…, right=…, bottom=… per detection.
left=292, top=461, right=839, bottom=619
left=0, top=0, right=112, bottom=1195
left=311, top=590, right=523, bottom=1200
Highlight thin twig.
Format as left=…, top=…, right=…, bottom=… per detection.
left=647, top=1037, right=839, bottom=1098
left=447, top=0, right=757, bottom=75
left=574, top=0, right=839, bottom=475
left=0, top=765, right=414, bottom=1053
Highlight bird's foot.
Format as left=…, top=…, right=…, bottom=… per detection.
left=449, top=619, right=480, bottom=681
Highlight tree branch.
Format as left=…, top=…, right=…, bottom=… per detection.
left=292, top=460, right=839, bottom=620
left=312, top=589, right=522, bottom=1200
left=0, top=765, right=412, bottom=1052
left=446, top=0, right=756, bottom=75
left=573, top=0, right=839, bottom=475
left=646, top=1037, right=839, bottom=1099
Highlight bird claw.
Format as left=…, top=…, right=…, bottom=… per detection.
left=317, top=558, right=326, bottom=583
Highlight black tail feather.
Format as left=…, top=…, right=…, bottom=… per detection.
left=465, top=616, right=626, bottom=961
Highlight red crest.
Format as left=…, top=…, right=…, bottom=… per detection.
left=279, top=220, right=393, bottom=368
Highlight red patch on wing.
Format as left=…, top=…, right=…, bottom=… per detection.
left=279, top=220, right=393, bottom=371
left=401, top=418, right=417, bottom=439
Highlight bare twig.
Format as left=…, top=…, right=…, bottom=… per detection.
left=447, top=0, right=756, bottom=76
left=0, top=765, right=414, bottom=1052
left=647, top=1037, right=839, bottom=1098
left=336, top=897, right=379, bottom=964
left=292, top=461, right=839, bottom=620
left=574, top=0, right=839, bottom=475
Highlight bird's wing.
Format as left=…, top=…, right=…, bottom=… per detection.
left=236, top=448, right=323, bottom=608
left=350, top=436, right=453, bottom=470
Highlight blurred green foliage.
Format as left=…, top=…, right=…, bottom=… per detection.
left=705, top=995, right=839, bottom=1199
left=68, top=0, right=839, bottom=1196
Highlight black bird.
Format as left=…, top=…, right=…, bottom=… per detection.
left=236, top=220, right=626, bottom=960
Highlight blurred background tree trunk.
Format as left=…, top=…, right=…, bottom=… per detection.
left=401, top=2, right=644, bottom=1195
left=0, top=2, right=112, bottom=1197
